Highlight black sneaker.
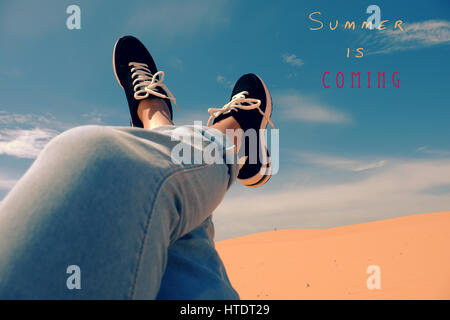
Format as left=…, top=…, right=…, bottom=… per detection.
left=208, top=73, right=275, bottom=188
left=113, top=35, right=178, bottom=128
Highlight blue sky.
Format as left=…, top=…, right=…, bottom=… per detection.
left=1, top=0, right=449, bottom=240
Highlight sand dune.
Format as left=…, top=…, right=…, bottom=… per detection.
left=216, top=212, right=450, bottom=299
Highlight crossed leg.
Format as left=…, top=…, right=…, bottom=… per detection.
left=0, top=97, right=241, bottom=299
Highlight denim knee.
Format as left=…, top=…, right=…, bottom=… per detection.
left=43, top=125, right=122, bottom=161
left=40, top=125, right=170, bottom=190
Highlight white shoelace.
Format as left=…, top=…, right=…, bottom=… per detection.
left=129, top=62, right=179, bottom=111
left=207, top=91, right=275, bottom=128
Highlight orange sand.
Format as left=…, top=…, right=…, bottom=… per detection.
left=216, top=212, right=450, bottom=299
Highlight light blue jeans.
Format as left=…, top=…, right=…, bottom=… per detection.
left=0, top=125, right=240, bottom=299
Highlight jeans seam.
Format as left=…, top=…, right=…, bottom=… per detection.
left=129, top=163, right=215, bottom=299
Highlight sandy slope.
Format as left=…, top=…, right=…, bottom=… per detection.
left=216, top=212, right=450, bottom=299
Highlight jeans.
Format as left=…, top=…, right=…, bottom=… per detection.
left=0, top=124, right=240, bottom=299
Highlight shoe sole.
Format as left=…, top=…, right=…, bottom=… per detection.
left=237, top=74, right=273, bottom=188
left=112, top=38, right=125, bottom=89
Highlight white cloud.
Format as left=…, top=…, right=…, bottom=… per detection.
left=0, top=127, right=59, bottom=159
left=216, top=75, right=233, bottom=88
left=366, top=19, right=450, bottom=54
left=0, top=111, right=62, bottom=127
left=0, top=109, right=110, bottom=160
left=169, top=57, right=184, bottom=71
left=128, top=0, right=230, bottom=38
left=213, top=158, right=450, bottom=240
left=275, top=91, right=352, bottom=124
left=282, top=53, right=304, bottom=67
left=417, top=146, right=450, bottom=156
left=298, top=152, right=386, bottom=172
left=0, top=177, right=17, bottom=190
left=82, top=109, right=104, bottom=124
left=0, top=112, right=68, bottom=159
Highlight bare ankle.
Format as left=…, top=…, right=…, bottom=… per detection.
left=138, top=98, right=173, bottom=129
left=211, top=117, right=243, bottom=153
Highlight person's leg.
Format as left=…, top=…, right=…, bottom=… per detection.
left=137, top=96, right=241, bottom=299
left=156, top=217, right=239, bottom=300
left=111, top=35, right=243, bottom=299
left=134, top=96, right=240, bottom=299
left=138, top=98, right=173, bottom=129
left=0, top=118, right=238, bottom=299
left=137, top=96, right=243, bottom=153
left=211, top=116, right=243, bottom=154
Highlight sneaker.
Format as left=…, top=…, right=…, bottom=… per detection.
left=113, top=35, right=178, bottom=128
left=207, top=73, right=275, bottom=188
